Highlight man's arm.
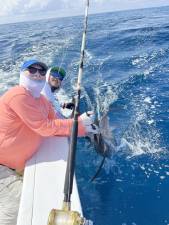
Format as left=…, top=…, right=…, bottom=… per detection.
left=9, top=94, right=86, bottom=137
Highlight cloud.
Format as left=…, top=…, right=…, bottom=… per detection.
left=0, top=0, right=169, bottom=21
left=0, top=0, right=84, bottom=16
left=24, top=0, right=49, bottom=10
left=0, top=0, right=21, bottom=16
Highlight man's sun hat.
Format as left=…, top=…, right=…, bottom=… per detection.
left=50, top=66, right=66, bottom=81
left=21, top=59, right=48, bottom=72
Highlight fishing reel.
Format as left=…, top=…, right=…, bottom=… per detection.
left=47, top=203, right=93, bottom=225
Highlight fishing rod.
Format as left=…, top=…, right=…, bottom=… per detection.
left=63, top=0, right=89, bottom=205
left=47, top=1, right=91, bottom=224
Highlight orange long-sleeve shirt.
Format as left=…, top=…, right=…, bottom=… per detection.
left=0, top=86, right=86, bottom=170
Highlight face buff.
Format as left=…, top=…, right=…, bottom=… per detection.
left=19, top=72, right=45, bottom=98
left=41, top=68, right=59, bottom=103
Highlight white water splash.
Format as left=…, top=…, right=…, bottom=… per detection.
left=94, top=80, right=118, bottom=116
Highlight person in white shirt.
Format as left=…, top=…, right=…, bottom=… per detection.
left=41, top=66, right=74, bottom=118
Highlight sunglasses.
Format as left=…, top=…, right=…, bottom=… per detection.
left=27, top=66, right=47, bottom=76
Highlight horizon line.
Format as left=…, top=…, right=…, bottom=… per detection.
left=0, top=4, right=169, bottom=26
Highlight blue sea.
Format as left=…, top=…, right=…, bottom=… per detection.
left=1, top=6, right=169, bottom=225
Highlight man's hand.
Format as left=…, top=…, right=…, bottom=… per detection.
left=80, top=111, right=99, bottom=134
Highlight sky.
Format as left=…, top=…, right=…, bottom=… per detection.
left=0, top=0, right=169, bottom=24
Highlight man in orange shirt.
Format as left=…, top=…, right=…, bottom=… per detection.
left=0, top=59, right=97, bottom=225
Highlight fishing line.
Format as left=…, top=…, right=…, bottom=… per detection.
left=58, top=38, right=70, bottom=72
left=90, top=156, right=106, bottom=182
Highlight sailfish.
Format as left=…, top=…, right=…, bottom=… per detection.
left=86, top=113, right=116, bottom=181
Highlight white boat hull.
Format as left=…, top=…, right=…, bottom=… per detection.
left=17, top=137, right=82, bottom=225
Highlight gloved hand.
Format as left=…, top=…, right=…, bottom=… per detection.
left=62, top=102, right=75, bottom=110
left=80, top=111, right=99, bottom=134
left=85, top=124, right=99, bottom=134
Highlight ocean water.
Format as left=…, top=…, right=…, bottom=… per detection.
left=1, top=6, right=169, bottom=225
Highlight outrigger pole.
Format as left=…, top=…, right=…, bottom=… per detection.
left=48, top=1, right=91, bottom=224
